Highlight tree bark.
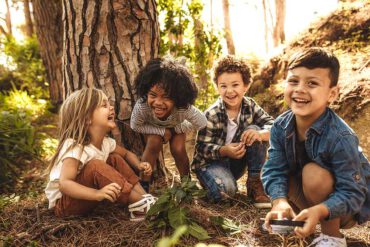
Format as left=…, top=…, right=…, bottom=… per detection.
left=222, top=0, right=235, bottom=54
left=32, top=0, right=64, bottom=104
left=273, top=0, right=286, bottom=47
left=23, top=0, right=34, bottom=37
left=62, top=0, right=159, bottom=155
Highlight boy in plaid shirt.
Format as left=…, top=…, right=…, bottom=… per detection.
left=192, top=56, right=274, bottom=208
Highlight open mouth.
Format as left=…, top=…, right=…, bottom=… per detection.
left=292, top=97, right=310, bottom=104
left=226, top=95, right=237, bottom=100
left=153, top=107, right=166, bottom=114
left=108, top=114, right=115, bottom=121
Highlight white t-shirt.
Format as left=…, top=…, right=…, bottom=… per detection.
left=225, top=111, right=241, bottom=144
left=45, top=137, right=116, bottom=209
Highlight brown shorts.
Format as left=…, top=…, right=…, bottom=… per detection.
left=54, top=153, right=139, bottom=217
left=288, top=174, right=356, bottom=229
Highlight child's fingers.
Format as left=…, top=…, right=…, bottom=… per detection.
left=109, top=182, right=122, bottom=191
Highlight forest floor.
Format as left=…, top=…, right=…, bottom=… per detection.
left=1, top=1, right=370, bottom=246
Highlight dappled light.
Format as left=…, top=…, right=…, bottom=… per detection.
left=0, top=0, right=369, bottom=246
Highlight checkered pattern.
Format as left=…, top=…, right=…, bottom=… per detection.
left=191, top=97, right=274, bottom=170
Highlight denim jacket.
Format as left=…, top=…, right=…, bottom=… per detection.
left=261, top=108, right=370, bottom=224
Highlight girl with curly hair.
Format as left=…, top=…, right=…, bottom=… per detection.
left=130, top=56, right=207, bottom=190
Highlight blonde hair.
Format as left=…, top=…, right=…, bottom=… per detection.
left=47, top=87, right=106, bottom=173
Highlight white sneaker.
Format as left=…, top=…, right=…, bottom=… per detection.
left=309, top=233, right=347, bottom=247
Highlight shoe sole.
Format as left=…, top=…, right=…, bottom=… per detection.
left=253, top=202, right=272, bottom=209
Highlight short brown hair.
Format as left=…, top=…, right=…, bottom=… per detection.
left=288, top=48, right=340, bottom=87
left=213, top=55, right=251, bottom=85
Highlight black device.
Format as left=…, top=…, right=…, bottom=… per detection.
left=268, top=219, right=305, bottom=227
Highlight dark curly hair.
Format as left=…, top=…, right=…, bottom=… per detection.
left=213, top=55, right=251, bottom=85
left=288, top=47, right=340, bottom=87
left=135, top=56, right=198, bottom=109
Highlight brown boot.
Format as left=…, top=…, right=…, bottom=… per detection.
left=247, top=176, right=271, bottom=209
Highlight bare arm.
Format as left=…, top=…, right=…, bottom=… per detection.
left=59, top=158, right=121, bottom=202
left=113, top=145, right=152, bottom=176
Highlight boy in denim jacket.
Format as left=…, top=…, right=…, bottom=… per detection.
left=262, top=48, right=369, bottom=246
left=192, top=56, right=274, bottom=208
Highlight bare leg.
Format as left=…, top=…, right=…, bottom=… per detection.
left=302, top=163, right=341, bottom=237
left=169, top=133, right=190, bottom=177
left=128, top=183, right=147, bottom=203
left=141, top=134, right=162, bottom=182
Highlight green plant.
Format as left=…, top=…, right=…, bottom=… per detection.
left=147, top=177, right=210, bottom=241
left=0, top=89, right=47, bottom=187
left=0, top=35, right=48, bottom=99
left=156, top=225, right=188, bottom=247
left=157, top=0, right=222, bottom=111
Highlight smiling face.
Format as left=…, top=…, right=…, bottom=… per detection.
left=147, top=84, right=175, bottom=120
left=284, top=67, right=338, bottom=123
left=217, top=72, right=249, bottom=111
left=90, top=96, right=116, bottom=132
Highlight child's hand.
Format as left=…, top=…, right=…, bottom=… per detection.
left=138, top=162, right=152, bottom=176
left=96, top=182, right=122, bottom=202
left=220, top=142, right=246, bottom=159
left=293, top=204, right=328, bottom=238
left=264, top=198, right=296, bottom=232
left=241, top=129, right=262, bottom=146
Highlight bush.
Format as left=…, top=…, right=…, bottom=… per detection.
left=0, top=35, right=48, bottom=99
left=0, top=88, right=47, bottom=186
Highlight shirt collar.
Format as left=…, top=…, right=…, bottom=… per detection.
left=283, top=108, right=330, bottom=136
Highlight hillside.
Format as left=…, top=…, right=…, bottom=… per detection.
left=251, top=0, right=370, bottom=156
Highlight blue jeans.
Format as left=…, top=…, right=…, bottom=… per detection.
left=195, top=141, right=268, bottom=202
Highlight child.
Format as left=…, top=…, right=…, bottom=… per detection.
left=45, top=88, right=156, bottom=221
left=192, top=55, right=274, bottom=208
left=262, top=48, right=370, bottom=246
left=130, top=56, right=207, bottom=189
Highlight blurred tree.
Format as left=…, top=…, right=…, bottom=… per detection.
left=262, top=0, right=269, bottom=52
left=62, top=0, right=159, bottom=156
left=273, top=0, right=286, bottom=47
left=0, top=0, right=13, bottom=35
left=158, top=0, right=222, bottom=110
left=23, top=0, right=34, bottom=37
left=32, top=0, right=63, bottom=104
left=222, top=0, right=235, bottom=54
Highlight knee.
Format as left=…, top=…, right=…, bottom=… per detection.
left=302, top=162, right=334, bottom=199
left=170, top=142, right=187, bottom=159
left=198, top=171, right=237, bottom=202
left=145, top=135, right=162, bottom=154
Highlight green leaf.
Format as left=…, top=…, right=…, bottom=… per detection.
left=168, top=207, right=187, bottom=228
left=188, top=222, right=210, bottom=240
left=146, top=202, right=169, bottom=217
left=209, top=216, right=241, bottom=235
left=175, top=189, right=186, bottom=203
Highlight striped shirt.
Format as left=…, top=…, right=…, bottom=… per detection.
left=191, top=97, right=274, bottom=170
left=130, top=98, right=207, bottom=136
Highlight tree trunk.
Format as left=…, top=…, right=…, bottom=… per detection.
left=5, top=0, right=12, bottom=35
left=262, top=0, right=269, bottom=53
left=273, top=0, right=286, bottom=47
left=62, top=0, right=159, bottom=156
left=23, top=0, right=34, bottom=37
left=32, top=0, right=64, bottom=104
left=222, top=0, right=235, bottom=55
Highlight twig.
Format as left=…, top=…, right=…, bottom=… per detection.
left=358, top=59, right=370, bottom=72
left=35, top=203, right=40, bottom=222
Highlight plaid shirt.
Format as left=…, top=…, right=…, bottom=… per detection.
left=191, top=97, right=274, bottom=170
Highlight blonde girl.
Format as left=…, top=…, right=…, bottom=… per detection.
left=45, top=88, right=156, bottom=221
